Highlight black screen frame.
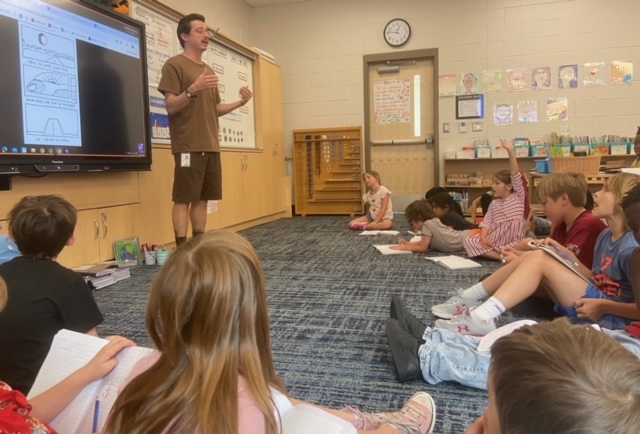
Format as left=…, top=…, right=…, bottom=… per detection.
left=0, top=0, right=152, bottom=177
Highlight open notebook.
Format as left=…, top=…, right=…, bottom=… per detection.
left=28, top=330, right=153, bottom=434
left=527, top=240, right=590, bottom=284
left=425, top=255, right=481, bottom=269
left=373, top=245, right=412, bottom=255
left=359, top=230, right=400, bottom=236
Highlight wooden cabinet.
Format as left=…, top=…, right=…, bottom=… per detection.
left=293, top=127, right=364, bottom=216
left=57, top=204, right=141, bottom=267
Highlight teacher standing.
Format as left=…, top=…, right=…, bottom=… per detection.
left=159, top=13, right=253, bottom=247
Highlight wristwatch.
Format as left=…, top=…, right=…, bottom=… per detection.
left=186, top=90, right=196, bottom=98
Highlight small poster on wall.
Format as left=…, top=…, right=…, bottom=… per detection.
left=460, top=72, right=481, bottom=95
left=456, top=94, right=484, bottom=119
left=583, top=62, right=605, bottom=87
left=374, top=79, right=411, bottom=124
left=611, top=61, right=633, bottom=85
left=438, top=74, right=458, bottom=96
left=517, top=101, right=538, bottom=124
left=506, top=69, right=529, bottom=92
left=482, top=70, right=503, bottom=93
left=493, top=103, right=513, bottom=126
left=558, top=64, right=578, bottom=89
left=547, top=98, right=568, bottom=122
left=531, top=66, right=551, bottom=90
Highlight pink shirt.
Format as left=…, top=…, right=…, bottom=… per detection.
left=121, top=352, right=268, bottom=434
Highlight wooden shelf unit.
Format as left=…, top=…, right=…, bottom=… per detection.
left=293, top=127, right=364, bottom=216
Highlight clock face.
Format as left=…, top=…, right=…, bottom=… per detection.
left=384, top=18, right=411, bottom=47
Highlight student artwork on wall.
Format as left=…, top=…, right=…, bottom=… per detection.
left=493, top=102, right=513, bottom=126
left=611, top=61, right=633, bottom=85
left=546, top=98, right=568, bottom=122
left=460, top=72, right=481, bottom=94
left=438, top=74, right=458, bottom=96
left=531, top=66, right=551, bottom=90
left=583, top=62, right=605, bottom=87
left=456, top=94, right=484, bottom=119
left=558, top=64, right=578, bottom=89
left=517, top=101, right=538, bottom=124
left=506, top=69, right=529, bottom=92
left=482, top=70, right=503, bottom=93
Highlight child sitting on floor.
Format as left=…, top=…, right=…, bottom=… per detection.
left=427, top=192, right=477, bottom=231
left=390, top=200, right=475, bottom=253
left=349, top=170, right=394, bottom=231
left=105, top=230, right=435, bottom=434
left=463, top=140, right=527, bottom=261
left=432, top=172, right=640, bottom=336
left=501, top=171, right=606, bottom=268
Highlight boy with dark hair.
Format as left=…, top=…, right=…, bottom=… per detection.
left=0, top=195, right=103, bottom=394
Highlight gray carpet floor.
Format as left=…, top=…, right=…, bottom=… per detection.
left=93, top=215, right=527, bottom=433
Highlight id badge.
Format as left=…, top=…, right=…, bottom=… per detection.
left=181, top=153, right=190, bottom=167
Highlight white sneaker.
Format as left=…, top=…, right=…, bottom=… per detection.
left=433, top=308, right=496, bottom=336
left=431, top=289, right=482, bottom=319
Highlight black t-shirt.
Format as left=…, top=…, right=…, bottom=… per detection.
left=440, top=211, right=478, bottom=231
left=0, top=257, right=104, bottom=394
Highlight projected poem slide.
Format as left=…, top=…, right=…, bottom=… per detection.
left=130, top=1, right=256, bottom=148
left=20, top=24, right=81, bottom=146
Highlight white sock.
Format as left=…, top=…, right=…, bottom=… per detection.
left=470, top=296, right=505, bottom=323
left=461, top=282, right=489, bottom=302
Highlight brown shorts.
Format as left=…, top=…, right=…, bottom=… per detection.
left=173, top=152, right=222, bottom=203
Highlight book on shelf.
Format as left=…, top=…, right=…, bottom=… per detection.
left=425, top=255, right=481, bottom=269
left=527, top=240, right=590, bottom=284
left=373, top=245, right=412, bottom=255
left=359, top=230, right=400, bottom=236
left=27, top=330, right=154, bottom=434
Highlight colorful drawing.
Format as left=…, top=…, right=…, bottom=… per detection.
left=460, top=72, right=481, bottom=94
left=546, top=98, right=568, bottom=122
left=517, top=101, right=538, bottom=124
left=113, top=237, right=142, bottom=265
left=531, top=66, right=551, bottom=90
left=438, top=74, right=458, bottom=96
left=493, top=103, right=513, bottom=125
left=482, top=70, right=503, bottom=93
left=583, top=62, right=604, bottom=87
left=506, top=69, right=528, bottom=92
left=611, top=61, right=633, bottom=85
left=558, top=64, right=578, bottom=89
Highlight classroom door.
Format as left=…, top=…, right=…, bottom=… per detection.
left=364, top=50, right=438, bottom=211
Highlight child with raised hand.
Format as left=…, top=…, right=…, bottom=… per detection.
left=432, top=172, right=640, bottom=336
left=104, top=230, right=435, bottom=434
left=349, top=170, right=394, bottom=230
left=463, top=139, right=526, bottom=261
left=427, top=192, right=477, bottom=231
left=391, top=200, right=475, bottom=253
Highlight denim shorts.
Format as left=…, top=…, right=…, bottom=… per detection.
left=556, top=283, right=631, bottom=330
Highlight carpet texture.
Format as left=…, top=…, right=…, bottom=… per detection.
left=93, top=215, right=525, bottom=433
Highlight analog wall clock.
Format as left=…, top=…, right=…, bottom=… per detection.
left=383, top=18, right=411, bottom=47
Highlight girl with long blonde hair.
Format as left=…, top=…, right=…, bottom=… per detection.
left=104, top=230, right=435, bottom=434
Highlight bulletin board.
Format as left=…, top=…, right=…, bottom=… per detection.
left=129, top=0, right=257, bottom=149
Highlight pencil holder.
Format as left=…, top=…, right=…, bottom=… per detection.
left=144, top=251, right=156, bottom=265
left=156, top=249, right=170, bottom=266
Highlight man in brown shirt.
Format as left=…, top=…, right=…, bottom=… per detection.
left=158, top=13, right=253, bottom=246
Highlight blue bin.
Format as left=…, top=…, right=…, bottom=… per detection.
left=535, top=159, right=550, bottom=173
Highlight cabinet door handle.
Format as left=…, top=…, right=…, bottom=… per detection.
left=94, top=220, right=99, bottom=240
left=101, top=212, right=108, bottom=239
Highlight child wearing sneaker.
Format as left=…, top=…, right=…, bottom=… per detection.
left=349, top=170, right=394, bottom=231
left=432, top=172, right=640, bottom=336
left=390, top=200, right=474, bottom=253
left=463, top=140, right=527, bottom=261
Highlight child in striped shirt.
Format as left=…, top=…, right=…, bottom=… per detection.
left=463, top=140, right=526, bottom=260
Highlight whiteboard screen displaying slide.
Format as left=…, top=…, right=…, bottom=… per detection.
left=129, top=0, right=256, bottom=149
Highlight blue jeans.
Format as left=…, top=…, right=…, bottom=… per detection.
left=417, top=326, right=640, bottom=391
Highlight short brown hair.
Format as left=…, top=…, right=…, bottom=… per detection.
left=8, top=195, right=77, bottom=259
left=492, top=169, right=512, bottom=188
left=177, top=13, right=205, bottom=48
left=405, top=200, right=435, bottom=222
left=536, top=172, right=588, bottom=207
left=490, top=319, right=640, bottom=434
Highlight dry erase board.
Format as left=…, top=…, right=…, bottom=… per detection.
left=129, top=0, right=256, bottom=149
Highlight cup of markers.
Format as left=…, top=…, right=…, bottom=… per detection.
left=142, top=244, right=163, bottom=265
left=156, top=248, right=170, bottom=266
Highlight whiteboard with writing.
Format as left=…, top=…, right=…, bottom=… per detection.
left=129, top=0, right=256, bottom=149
